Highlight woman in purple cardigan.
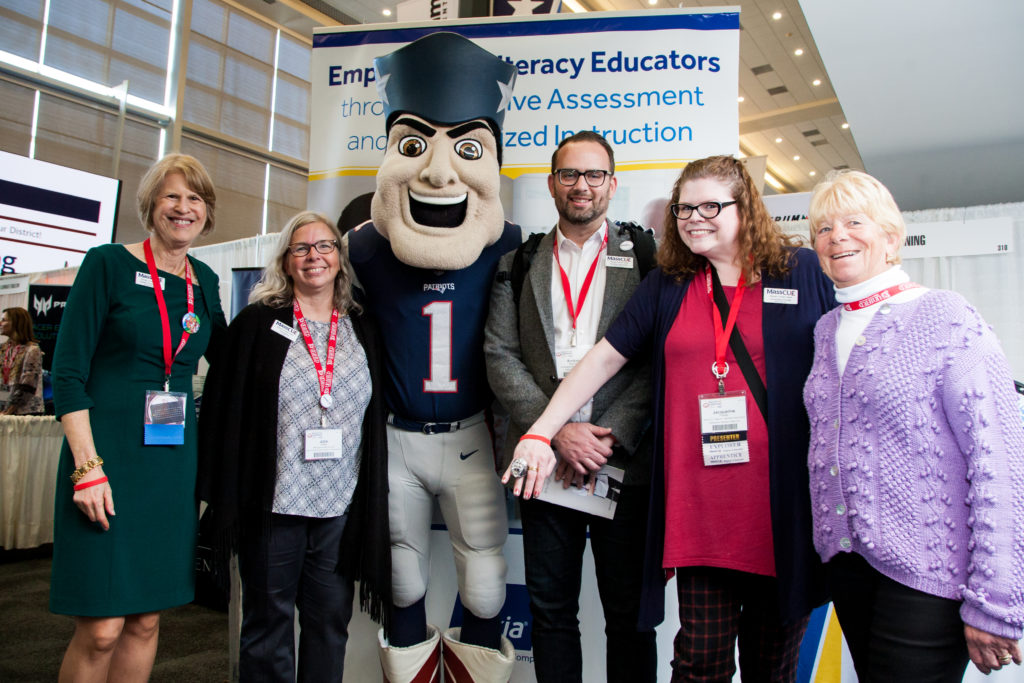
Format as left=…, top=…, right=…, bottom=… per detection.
left=804, top=170, right=1024, bottom=678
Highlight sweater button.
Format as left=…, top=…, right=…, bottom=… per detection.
left=833, top=419, right=839, bottom=429
left=840, top=537, right=852, bottom=550
left=855, top=335, right=866, bottom=346
left=880, top=304, right=892, bottom=315
left=829, top=465, right=838, bottom=476
left=836, top=503, right=846, bottom=515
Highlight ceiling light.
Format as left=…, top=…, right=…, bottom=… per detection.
left=649, top=0, right=658, bottom=5
left=382, top=7, right=391, bottom=14
left=809, top=171, right=816, bottom=177
left=764, top=172, right=785, bottom=192
left=737, top=96, right=744, bottom=102
left=793, top=155, right=800, bottom=161
left=812, top=79, right=821, bottom=86
left=841, top=122, right=850, bottom=129
left=772, top=11, right=782, bottom=20
left=794, top=48, right=804, bottom=56
left=775, top=137, right=782, bottom=143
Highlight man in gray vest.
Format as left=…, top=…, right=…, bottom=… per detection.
left=484, top=131, right=657, bottom=683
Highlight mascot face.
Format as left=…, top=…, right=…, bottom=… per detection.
left=371, top=114, right=504, bottom=271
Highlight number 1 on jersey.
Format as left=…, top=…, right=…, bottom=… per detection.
left=422, top=301, right=457, bottom=392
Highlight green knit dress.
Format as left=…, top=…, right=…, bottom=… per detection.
left=50, top=244, right=225, bottom=616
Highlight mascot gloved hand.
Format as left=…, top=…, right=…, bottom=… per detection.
left=346, top=32, right=521, bottom=683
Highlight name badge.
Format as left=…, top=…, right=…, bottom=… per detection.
left=271, top=319, right=299, bottom=341
left=136, top=272, right=166, bottom=290
left=305, top=428, right=344, bottom=460
left=606, top=255, right=634, bottom=269
left=143, top=390, right=187, bottom=445
left=698, top=391, right=749, bottom=466
left=763, top=287, right=798, bottom=305
left=555, top=343, right=592, bottom=379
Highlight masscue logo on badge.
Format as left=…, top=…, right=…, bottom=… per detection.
left=605, top=255, right=634, bottom=269
left=763, top=287, right=798, bottom=305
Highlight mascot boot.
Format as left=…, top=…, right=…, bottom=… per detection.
left=378, top=625, right=441, bottom=683
left=441, top=627, right=515, bottom=683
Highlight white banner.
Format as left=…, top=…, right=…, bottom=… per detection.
left=308, top=10, right=740, bottom=232
left=0, top=151, right=120, bottom=275
left=902, top=216, right=1013, bottom=258
left=763, top=191, right=811, bottom=223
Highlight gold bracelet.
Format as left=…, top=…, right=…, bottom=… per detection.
left=70, top=456, right=103, bottom=484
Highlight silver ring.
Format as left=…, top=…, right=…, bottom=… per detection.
left=510, top=458, right=528, bottom=479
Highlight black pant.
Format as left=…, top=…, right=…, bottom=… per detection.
left=520, top=483, right=657, bottom=683
left=238, top=513, right=354, bottom=683
left=828, top=552, right=969, bottom=683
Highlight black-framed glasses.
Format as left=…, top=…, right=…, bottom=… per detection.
left=554, top=169, right=611, bottom=187
left=287, top=239, right=338, bottom=257
left=670, top=201, right=737, bottom=220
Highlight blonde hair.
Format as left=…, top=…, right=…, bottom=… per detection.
left=808, top=170, right=906, bottom=264
left=136, top=154, right=216, bottom=235
left=657, top=155, right=798, bottom=283
left=249, top=211, right=360, bottom=314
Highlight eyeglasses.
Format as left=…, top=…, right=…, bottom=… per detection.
left=287, top=240, right=338, bottom=257
left=670, top=201, right=737, bottom=220
left=554, top=169, right=612, bottom=187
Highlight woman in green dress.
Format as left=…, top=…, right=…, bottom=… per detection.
left=50, top=154, right=226, bottom=682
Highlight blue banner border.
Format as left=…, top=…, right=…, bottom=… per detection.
left=313, top=11, right=740, bottom=49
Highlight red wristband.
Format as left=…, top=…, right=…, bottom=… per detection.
left=73, top=476, right=108, bottom=491
left=519, top=434, right=551, bottom=446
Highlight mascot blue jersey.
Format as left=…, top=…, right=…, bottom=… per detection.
left=349, top=221, right=522, bottom=423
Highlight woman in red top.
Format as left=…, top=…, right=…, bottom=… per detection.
left=507, top=156, right=834, bottom=681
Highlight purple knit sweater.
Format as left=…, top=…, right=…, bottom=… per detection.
left=804, top=289, right=1024, bottom=639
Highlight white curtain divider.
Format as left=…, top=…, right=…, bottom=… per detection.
left=901, top=202, right=1024, bottom=378
left=190, top=232, right=281, bottom=319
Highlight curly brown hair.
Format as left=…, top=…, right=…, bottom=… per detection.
left=657, top=156, right=798, bottom=284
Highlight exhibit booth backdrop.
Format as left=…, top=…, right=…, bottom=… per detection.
left=1, top=201, right=1021, bottom=681
left=306, top=9, right=742, bottom=233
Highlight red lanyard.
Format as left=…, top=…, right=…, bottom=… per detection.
left=553, top=229, right=607, bottom=346
left=843, top=282, right=920, bottom=311
left=292, top=300, right=339, bottom=411
left=144, top=239, right=194, bottom=391
left=705, top=267, right=747, bottom=382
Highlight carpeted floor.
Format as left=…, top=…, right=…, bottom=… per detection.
left=0, top=547, right=229, bottom=682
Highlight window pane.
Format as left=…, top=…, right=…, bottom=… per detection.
left=47, top=0, right=111, bottom=46
left=181, top=137, right=266, bottom=245
left=0, top=0, right=44, bottom=61
left=190, top=0, right=225, bottom=41
left=227, top=11, right=272, bottom=63
left=267, top=165, right=308, bottom=235
left=272, top=117, right=308, bottom=161
left=277, top=34, right=310, bottom=82
left=0, top=80, right=36, bottom=157
left=274, top=74, right=308, bottom=124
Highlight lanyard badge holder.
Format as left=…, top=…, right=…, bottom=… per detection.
left=293, top=301, right=344, bottom=461
left=142, top=239, right=195, bottom=446
left=697, top=267, right=750, bottom=466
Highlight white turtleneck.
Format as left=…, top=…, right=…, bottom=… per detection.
left=833, top=266, right=928, bottom=375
